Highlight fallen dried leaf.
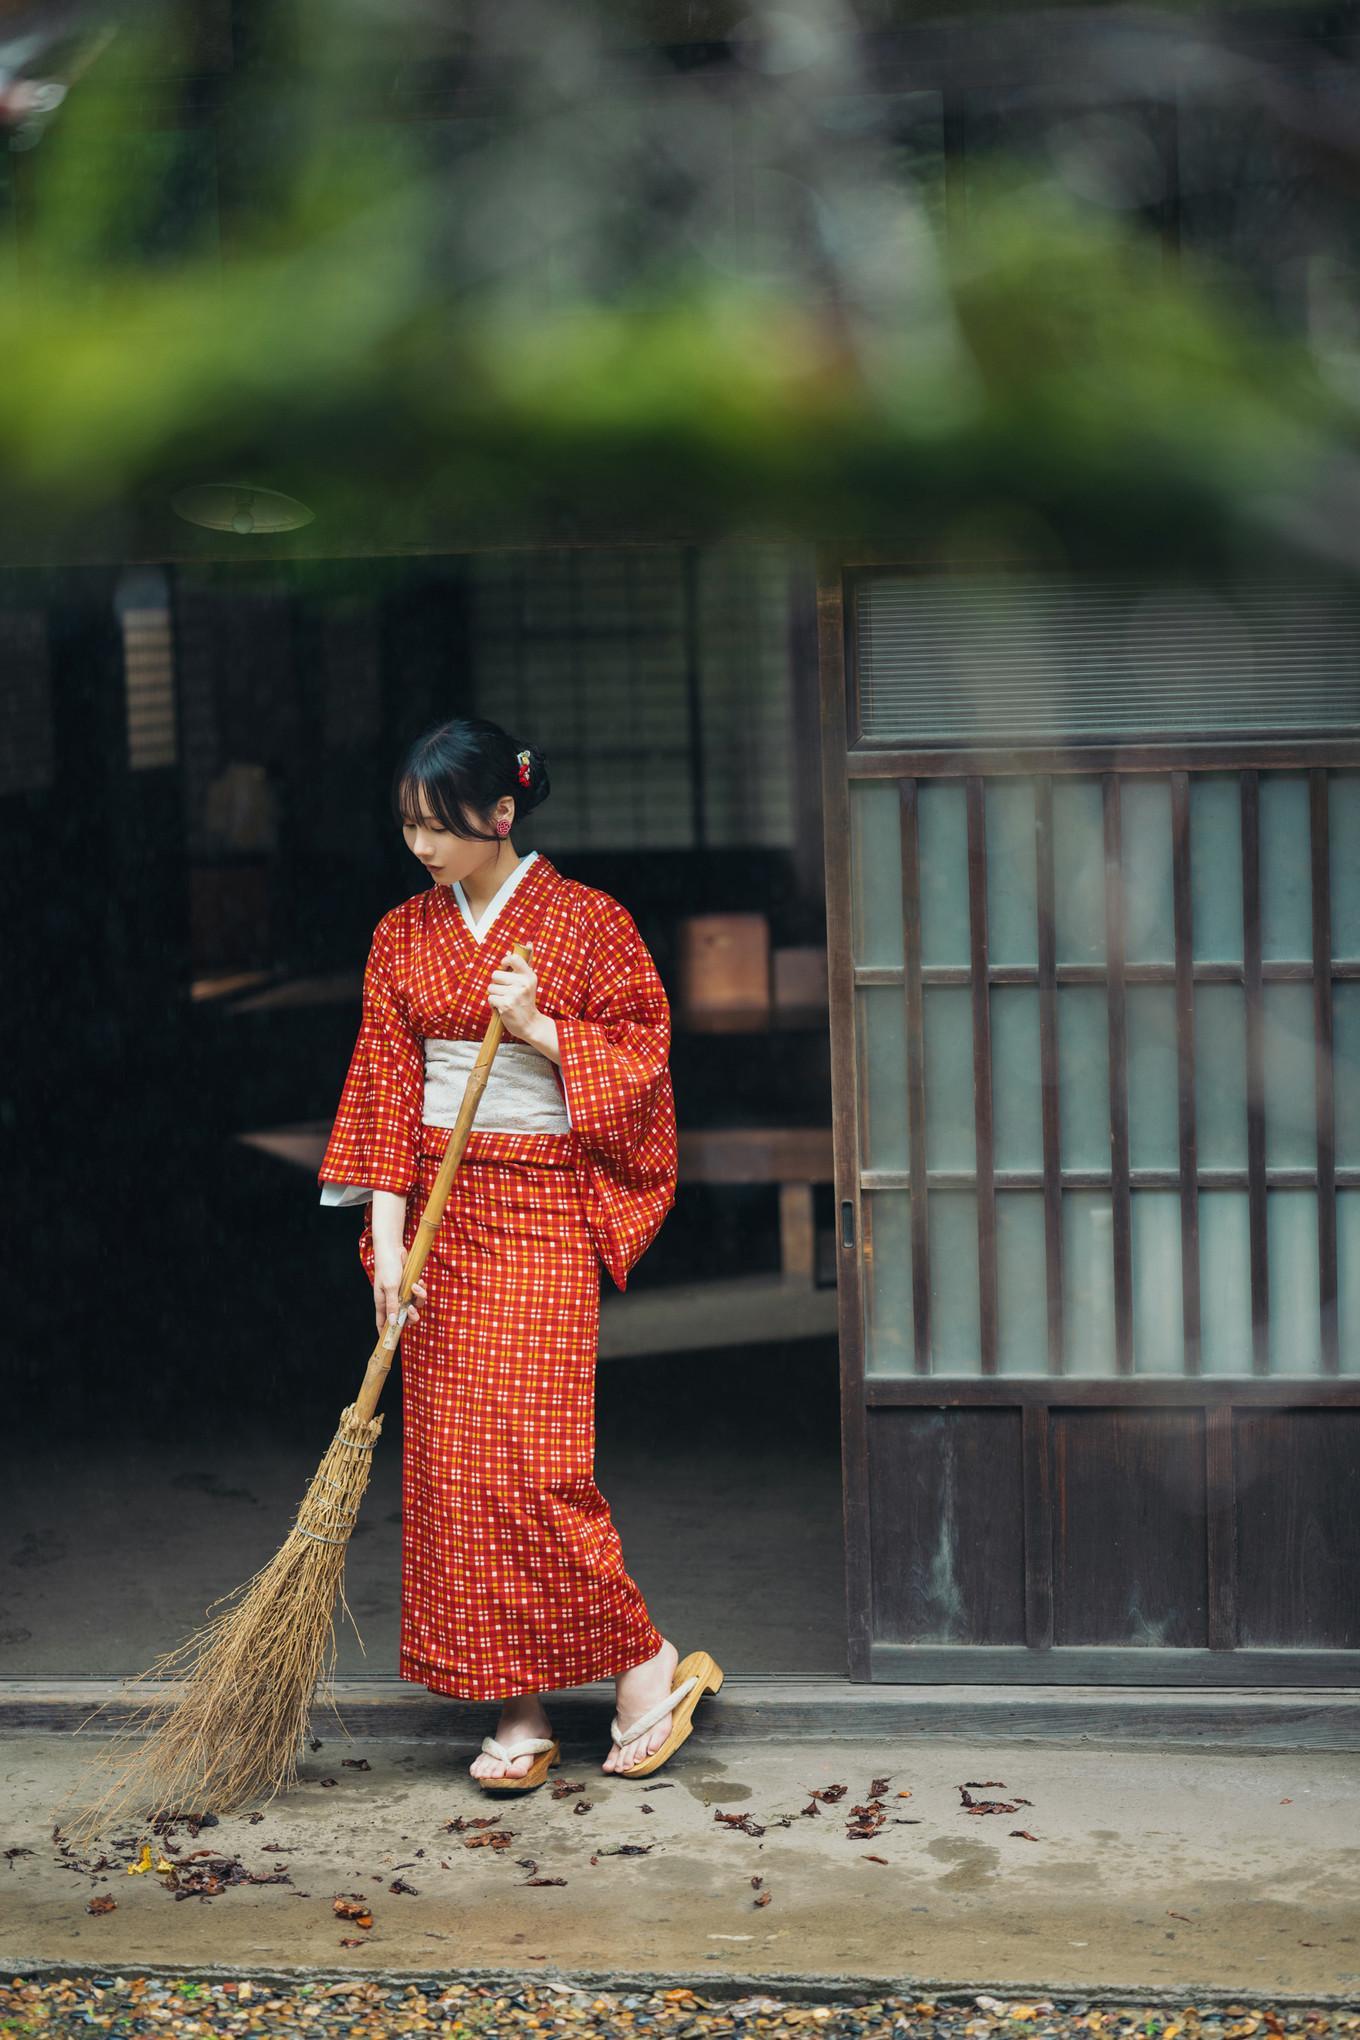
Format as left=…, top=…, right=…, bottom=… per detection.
left=864, top=1854, right=889, bottom=1864
left=573, top=1799, right=592, bottom=1815
left=753, top=1889, right=772, bottom=1907
left=1010, top=1830, right=1040, bottom=1842
left=318, top=1778, right=338, bottom=1788
left=443, top=1813, right=501, bottom=1833
left=342, top=1758, right=371, bottom=1771
left=869, top=1777, right=892, bottom=1796
left=87, top=1895, right=117, bottom=1915
left=332, top=1896, right=374, bottom=1928
left=523, top=1876, right=567, bottom=1886
left=389, top=1877, right=419, bottom=1894
left=960, top=1787, right=1031, bottom=1815
left=714, top=1810, right=765, bottom=1837
left=338, top=1936, right=363, bottom=1948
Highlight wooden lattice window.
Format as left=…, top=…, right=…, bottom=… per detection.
left=847, top=569, right=1360, bottom=1379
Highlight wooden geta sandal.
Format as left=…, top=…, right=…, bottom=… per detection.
left=475, top=1734, right=561, bottom=1794
left=610, top=1650, right=724, bottom=1778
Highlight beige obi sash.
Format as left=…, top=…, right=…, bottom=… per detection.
left=422, top=1036, right=570, bottom=1135
left=319, top=1035, right=570, bottom=1207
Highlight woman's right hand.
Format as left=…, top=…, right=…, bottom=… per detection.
left=373, top=1246, right=427, bottom=1336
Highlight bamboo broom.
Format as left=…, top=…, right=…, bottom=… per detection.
left=63, top=944, right=533, bottom=1842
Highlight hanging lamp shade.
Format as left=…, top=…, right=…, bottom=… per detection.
left=170, top=484, right=315, bottom=535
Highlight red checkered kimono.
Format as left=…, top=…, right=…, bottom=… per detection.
left=317, top=852, right=674, bottom=1700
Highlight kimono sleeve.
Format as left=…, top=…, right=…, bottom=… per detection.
left=316, top=912, right=425, bottom=1201
left=554, top=897, right=678, bottom=1292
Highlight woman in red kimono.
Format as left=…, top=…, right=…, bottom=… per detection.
left=317, top=717, right=720, bottom=1787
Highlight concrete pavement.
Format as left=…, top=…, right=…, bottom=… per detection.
left=3, top=1729, right=1358, bottom=1998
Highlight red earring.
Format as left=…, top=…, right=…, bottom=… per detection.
left=495, top=816, right=510, bottom=837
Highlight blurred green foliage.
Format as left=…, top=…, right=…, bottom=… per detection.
left=0, top=0, right=1355, bottom=566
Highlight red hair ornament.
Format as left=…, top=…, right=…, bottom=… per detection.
left=516, top=748, right=532, bottom=787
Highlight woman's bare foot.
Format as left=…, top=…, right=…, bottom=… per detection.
left=604, top=1638, right=679, bottom=1774
left=469, top=1693, right=552, bottom=1782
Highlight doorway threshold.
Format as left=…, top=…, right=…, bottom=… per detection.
left=4, top=1675, right=1357, bottom=1749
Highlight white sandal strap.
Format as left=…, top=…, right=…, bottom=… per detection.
left=480, top=1735, right=554, bottom=1763
left=610, top=1674, right=699, bottom=1746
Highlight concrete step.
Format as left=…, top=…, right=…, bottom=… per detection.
left=6, top=1675, right=1359, bottom=1749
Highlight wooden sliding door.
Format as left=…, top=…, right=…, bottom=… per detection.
left=819, top=554, right=1360, bottom=1682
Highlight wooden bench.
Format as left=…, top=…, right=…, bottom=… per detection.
left=677, top=1126, right=834, bottom=1283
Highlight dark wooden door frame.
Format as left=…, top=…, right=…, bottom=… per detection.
left=817, top=545, right=1360, bottom=1685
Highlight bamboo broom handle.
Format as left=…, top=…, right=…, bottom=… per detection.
left=352, top=939, right=532, bottom=1425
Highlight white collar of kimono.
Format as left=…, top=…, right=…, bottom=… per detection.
left=450, top=849, right=539, bottom=943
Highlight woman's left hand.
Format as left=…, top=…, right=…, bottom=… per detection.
left=488, top=948, right=542, bottom=1042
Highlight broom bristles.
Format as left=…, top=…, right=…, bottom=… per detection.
left=61, top=1403, right=384, bottom=1844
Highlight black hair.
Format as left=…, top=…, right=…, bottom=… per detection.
left=391, top=717, right=551, bottom=843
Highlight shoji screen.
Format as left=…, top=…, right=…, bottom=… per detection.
left=847, top=569, right=1360, bottom=1380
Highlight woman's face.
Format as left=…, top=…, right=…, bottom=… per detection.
left=402, top=795, right=509, bottom=884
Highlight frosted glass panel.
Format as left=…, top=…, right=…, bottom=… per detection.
left=992, top=988, right=1042, bottom=1173
left=1122, top=778, right=1174, bottom=965
left=918, top=780, right=969, bottom=968
left=995, top=1195, right=1048, bottom=1374
left=1263, top=983, right=1317, bottom=1170
left=857, top=986, right=909, bottom=1173
left=1260, top=774, right=1311, bottom=962
left=1268, top=1191, right=1321, bottom=1373
left=924, top=988, right=975, bottom=1172
left=1131, top=1191, right=1184, bottom=1374
left=863, top=1191, right=913, bottom=1374
left=849, top=781, right=903, bottom=969
left=1332, top=773, right=1360, bottom=960
left=1190, top=774, right=1244, bottom=964
left=1126, top=987, right=1179, bottom=1172
left=986, top=779, right=1038, bottom=968
left=1052, top=779, right=1106, bottom=964
left=1058, top=986, right=1109, bottom=1172
left=1336, top=984, right=1360, bottom=1167
left=928, top=1191, right=980, bottom=1374
left=1195, top=985, right=1247, bottom=1170
left=1199, top=1192, right=1253, bottom=1374
left=856, top=572, right=1360, bottom=740
left=1063, top=1192, right=1117, bottom=1375
left=1339, top=1192, right=1360, bottom=1376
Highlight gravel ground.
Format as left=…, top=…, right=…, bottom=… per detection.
left=3, top=1978, right=1359, bottom=2038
